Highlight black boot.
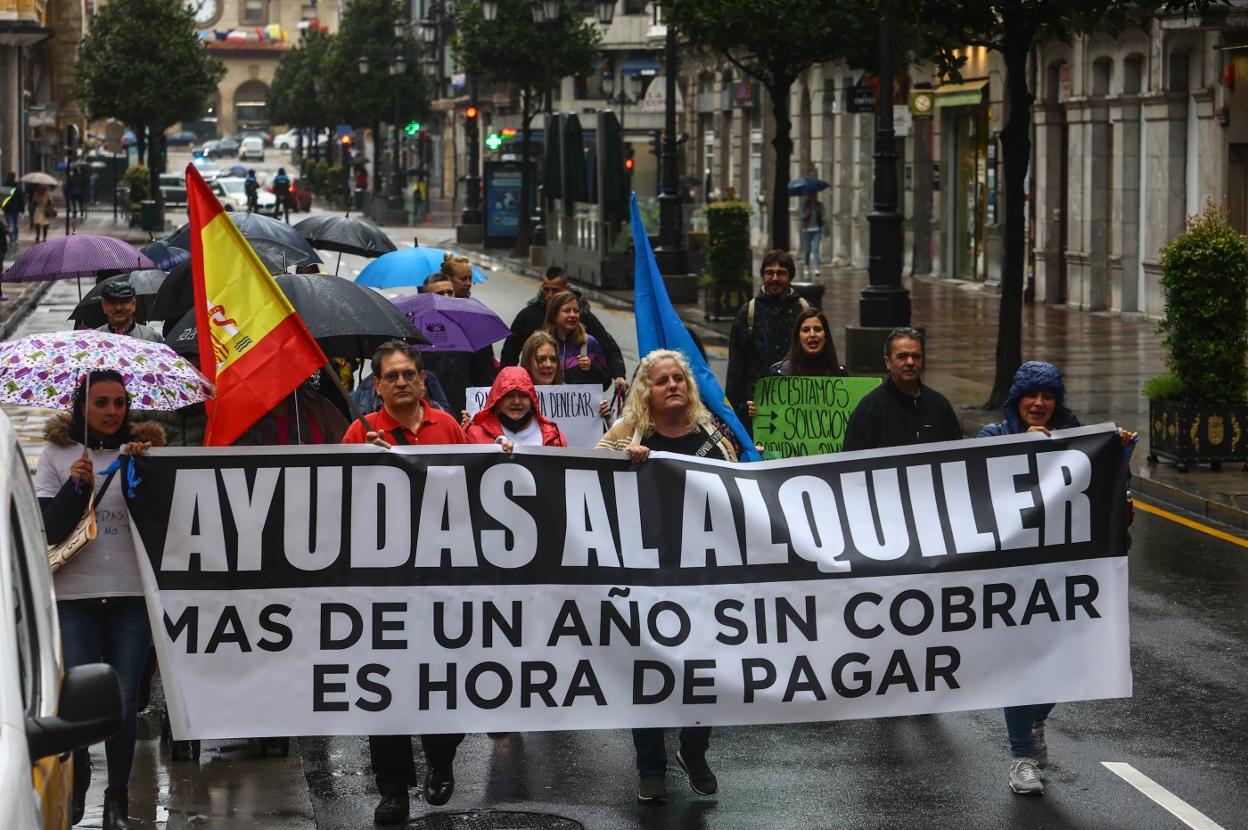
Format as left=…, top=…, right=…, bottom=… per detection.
left=71, top=748, right=90, bottom=825
left=373, top=784, right=410, bottom=826
left=102, top=786, right=132, bottom=830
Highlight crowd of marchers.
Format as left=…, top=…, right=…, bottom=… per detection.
left=33, top=245, right=1138, bottom=828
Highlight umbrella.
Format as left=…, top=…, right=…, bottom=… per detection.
left=390, top=294, right=511, bottom=353
left=787, top=176, right=830, bottom=196
left=140, top=240, right=191, bottom=271
left=20, top=171, right=59, bottom=187
left=356, top=247, right=489, bottom=290
left=164, top=274, right=427, bottom=361
left=4, top=235, right=154, bottom=286
left=293, top=215, right=398, bottom=258
left=0, top=330, right=214, bottom=411
left=148, top=247, right=290, bottom=323
left=225, top=165, right=249, bottom=178
left=165, top=214, right=321, bottom=266
left=69, top=271, right=169, bottom=329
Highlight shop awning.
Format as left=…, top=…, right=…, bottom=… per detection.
left=935, top=79, right=988, bottom=108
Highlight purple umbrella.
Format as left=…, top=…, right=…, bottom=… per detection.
left=390, top=293, right=511, bottom=352
left=5, top=234, right=154, bottom=283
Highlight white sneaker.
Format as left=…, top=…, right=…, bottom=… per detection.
left=1032, top=721, right=1048, bottom=768
left=1009, top=759, right=1044, bottom=795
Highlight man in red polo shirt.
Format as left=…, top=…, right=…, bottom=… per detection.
left=342, top=339, right=467, bottom=823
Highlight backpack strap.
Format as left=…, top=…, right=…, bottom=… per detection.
left=747, top=296, right=808, bottom=334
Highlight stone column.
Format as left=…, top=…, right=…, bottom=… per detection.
left=1032, top=103, right=1065, bottom=304
left=1140, top=91, right=1188, bottom=317
left=1109, top=96, right=1142, bottom=312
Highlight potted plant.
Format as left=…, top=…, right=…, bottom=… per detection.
left=1145, top=204, right=1248, bottom=472
left=703, top=200, right=753, bottom=320
left=123, top=164, right=150, bottom=228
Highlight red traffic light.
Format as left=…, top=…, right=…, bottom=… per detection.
left=465, top=106, right=479, bottom=120
left=340, top=134, right=351, bottom=145
left=624, top=158, right=634, bottom=171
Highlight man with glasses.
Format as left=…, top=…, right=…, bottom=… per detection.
left=341, top=340, right=467, bottom=823
left=725, top=250, right=810, bottom=429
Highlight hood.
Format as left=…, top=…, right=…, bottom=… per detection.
left=1002, top=361, right=1080, bottom=432
left=45, top=411, right=167, bottom=449
left=481, top=366, right=541, bottom=414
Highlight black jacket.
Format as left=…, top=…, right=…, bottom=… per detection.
left=726, top=289, right=808, bottom=425
left=842, top=376, right=963, bottom=451
left=499, top=290, right=626, bottom=380
left=424, top=346, right=496, bottom=413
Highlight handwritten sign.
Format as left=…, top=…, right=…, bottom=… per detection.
left=467, top=383, right=604, bottom=448
left=752, top=375, right=882, bottom=458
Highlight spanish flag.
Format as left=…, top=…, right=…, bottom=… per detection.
left=185, top=163, right=326, bottom=445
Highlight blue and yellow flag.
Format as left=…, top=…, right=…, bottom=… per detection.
left=630, top=193, right=760, bottom=461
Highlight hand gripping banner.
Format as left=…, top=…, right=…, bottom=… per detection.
left=124, top=425, right=1132, bottom=740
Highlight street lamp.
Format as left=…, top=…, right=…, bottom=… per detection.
left=481, top=0, right=499, bottom=22
left=530, top=0, right=561, bottom=249
left=602, top=71, right=642, bottom=128
left=653, top=15, right=687, bottom=277
left=595, top=0, right=615, bottom=26
left=359, top=20, right=413, bottom=211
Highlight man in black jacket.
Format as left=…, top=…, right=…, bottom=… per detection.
left=725, top=250, right=809, bottom=428
left=499, top=266, right=626, bottom=383
left=842, top=327, right=963, bottom=451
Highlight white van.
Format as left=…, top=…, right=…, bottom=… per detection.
left=0, top=409, right=122, bottom=829
left=239, top=136, right=265, bottom=162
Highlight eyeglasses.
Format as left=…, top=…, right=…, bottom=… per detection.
left=380, top=369, right=420, bottom=383
left=762, top=267, right=790, bottom=278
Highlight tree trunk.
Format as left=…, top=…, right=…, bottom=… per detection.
left=372, top=120, right=383, bottom=196
left=149, top=125, right=164, bottom=210
left=768, top=76, right=794, bottom=252
left=515, top=88, right=533, bottom=257
left=134, top=122, right=147, bottom=169
left=988, top=33, right=1033, bottom=409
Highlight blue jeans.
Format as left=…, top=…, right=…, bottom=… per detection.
left=4, top=211, right=18, bottom=243
left=1004, top=703, right=1055, bottom=759
left=58, top=597, right=152, bottom=788
left=632, top=727, right=711, bottom=780
left=802, top=228, right=822, bottom=271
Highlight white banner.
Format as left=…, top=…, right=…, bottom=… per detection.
left=466, top=383, right=604, bottom=448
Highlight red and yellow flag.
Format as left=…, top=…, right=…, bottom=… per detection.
left=185, top=163, right=326, bottom=446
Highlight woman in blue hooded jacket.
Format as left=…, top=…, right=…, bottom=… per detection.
left=977, top=361, right=1136, bottom=797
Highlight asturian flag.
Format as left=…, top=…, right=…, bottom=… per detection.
left=630, top=192, right=760, bottom=460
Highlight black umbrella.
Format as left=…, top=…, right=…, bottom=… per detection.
left=164, top=214, right=322, bottom=267
left=69, top=270, right=169, bottom=328
left=293, top=215, right=397, bottom=258
left=164, top=274, right=427, bottom=361
left=149, top=246, right=289, bottom=323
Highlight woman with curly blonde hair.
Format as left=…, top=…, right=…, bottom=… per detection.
left=595, top=348, right=734, bottom=803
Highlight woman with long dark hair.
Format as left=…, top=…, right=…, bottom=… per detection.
left=35, top=369, right=164, bottom=829
left=746, top=308, right=846, bottom=420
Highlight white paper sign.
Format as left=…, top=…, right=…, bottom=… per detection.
left=466, top=383, right=604, bottom=448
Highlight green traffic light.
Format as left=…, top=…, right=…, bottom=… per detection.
left=404, top=120, right=421, bottom=136
left=484, top=132, right=503, bottom=151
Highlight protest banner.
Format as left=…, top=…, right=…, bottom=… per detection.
left=752, top=375, right=882, bottom=457
left=467, top=383, right=604, bottom=448
left=125, top=426, right=1132, bottom=740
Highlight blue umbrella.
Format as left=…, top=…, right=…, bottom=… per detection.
left=787, top=176, right=830, bottom=196
left=356, top=246, right=489, bottom=289
left=225, top=164, right=249, bottom=178
left=139, top=240, right=190, bottom=271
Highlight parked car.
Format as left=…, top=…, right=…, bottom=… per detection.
left=213, top=176, right=276, bottom=214
left=189, top=156, right=221, bottom=180
left=263, top=177, right=312, bottom=212
left=159, top=173, right=188, bottom=207
left=165, top=130, right=198, bottom=147
left=273, top=129, right=300, bottom=150
left=0, top=409, right=123, bottom=830
left=238, top=136, right=265, bottom=162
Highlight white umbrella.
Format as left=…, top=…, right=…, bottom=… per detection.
left=20, top=171, right=59, bottom=187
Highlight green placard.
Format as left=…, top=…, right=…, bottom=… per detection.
left=752, top=375, right=883, bottom=458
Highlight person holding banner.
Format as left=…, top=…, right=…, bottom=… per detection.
left=466, top=366, right=567, bottom=449
left=976, top=360, right=1137, bottom=796
left=597, top=349, right=736, bottom=803
left=341, top=340, right=468, bottom=822
left=545, top=290, right=611, bottom=389
left=36, top=371, right=165, bottom=829
left=745, top=307, right=847, bottom=420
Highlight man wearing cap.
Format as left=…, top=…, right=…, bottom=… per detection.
left=96, top=281, right=163, bottom=343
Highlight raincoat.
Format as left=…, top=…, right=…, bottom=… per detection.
left=466, top=366, right=566, bottom=447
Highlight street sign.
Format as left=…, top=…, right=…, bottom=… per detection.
left=848, top=85, right=876, bottom=113
left=483, top=159, right=534, bottom=248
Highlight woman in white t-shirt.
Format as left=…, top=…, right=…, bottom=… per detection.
left=36, top=369, right=164, bottom=830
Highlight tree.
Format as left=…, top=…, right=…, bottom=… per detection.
left=326, top=0, right=429, bottom=197
left=454, top=0, right=601, bottom=255
left=662, top=0, right=874, bottom=251
left=269, top=29, right=339, bottom=166
left=75, top=0, right=224, bottom=207
left=918, top=0, right=1223, bottom=408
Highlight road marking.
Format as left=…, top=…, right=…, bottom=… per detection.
left=1102, top=762, right=1225, bottom=830
left=1134, top=500, right=1248, bottom=549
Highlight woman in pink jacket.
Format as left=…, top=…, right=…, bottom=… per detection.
left=465, top=366, right=567, bottom=448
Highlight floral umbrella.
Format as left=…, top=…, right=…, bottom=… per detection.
left=0, top=330, right=214, bottom=411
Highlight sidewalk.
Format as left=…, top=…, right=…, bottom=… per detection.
left=450, top=238, right=1246, bottom=532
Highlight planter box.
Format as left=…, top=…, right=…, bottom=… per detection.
left=705, top=283, right=749, bottom=321
left=1147, top=399, right=1248, bottom=472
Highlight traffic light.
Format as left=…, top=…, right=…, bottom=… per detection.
left=341, top=134, right=352, bottom=146
left=465, top=105, right=479, bottom=121
left=484, top=132, right=503, bottom=151
left=404, top=120, right=421, bottom=136
left=624, top=145, right=635, bottom=173
left=649, top=130, right=661, bottom=157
